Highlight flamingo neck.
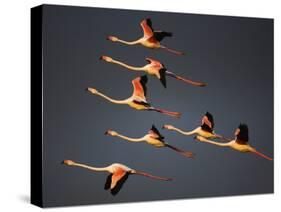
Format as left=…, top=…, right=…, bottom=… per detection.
left=203, top=138, right=231, bottom=147
left=117, top=38, right=141, bottom=45
left=116, top=134, right=145, bottom=142
left=96, top=92, right=128, bottom=104
left=173, top=127, right=198, bottom=136
left=72, top=162, right=109, bottom=172
left=112, top=59, right=146, bottom=71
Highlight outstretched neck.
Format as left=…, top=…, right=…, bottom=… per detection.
left=112, top=59, right=146, bottom=71
left=117, top=38, right=141, bottom=45
left=173, top=127, right=198, bottom=136
left=72, top=162, right=109, bottom=172
left=96, top=92, right=128, bottom=104
left=116, top=134, right=145, bottom=142
left=202, top=138, right=231, bottom=147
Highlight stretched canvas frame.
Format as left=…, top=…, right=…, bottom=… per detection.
left=31, top=4, right=274, bottom=208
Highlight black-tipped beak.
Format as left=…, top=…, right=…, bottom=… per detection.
left=99, top=56, right=103, bottom=60
left=85, top=88, right=89, bottom=92
left=61, top=160, right=65, bottom=165
left=104, top=131, right=109, bottom=135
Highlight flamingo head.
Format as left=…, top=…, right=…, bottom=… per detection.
left=107, top=36, right=118, bottom=42
left=86, top=87, right=98, bottom=94
left=105, top=130, right=118, bottom=136
left=100, top=55, right=113, bottom=62
left=62, top=160, right=75, bottom=166
left=162, top=124, right=175, bottom=130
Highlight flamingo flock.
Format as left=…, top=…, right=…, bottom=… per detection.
left=63, top=18, right=273, bottom=196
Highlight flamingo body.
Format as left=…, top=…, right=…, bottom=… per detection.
left=107, top=18, right=184, bottom=55
left=87, top=75, right=181, bottom=118
left=62, top=160, right=171, bottom=195
left=100, top=56, right=206, bottom=88
left=105, top=125, right=195, bottom=158
left=163, top=112, right=224, bottom=139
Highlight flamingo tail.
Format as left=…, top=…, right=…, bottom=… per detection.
left=166, top=71, right=207, bottom=87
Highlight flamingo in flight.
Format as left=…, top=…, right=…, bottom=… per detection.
left=163, top=112, right=227, bottom=140
left=62, top=160, right=171, bottom=195
left=105, top=125, right=195, bottom=158
left=87, top=75, right=181, bottom=118
left=100, top=56, right=206, bottom=88
left=195, top=124, right=273, bottom=161
left=107, top=18, right=184, bottom=55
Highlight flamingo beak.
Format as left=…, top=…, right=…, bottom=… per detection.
left=104, top=130, right=109, bottom=135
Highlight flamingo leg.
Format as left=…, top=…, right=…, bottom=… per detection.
left=166, top=71, right=207, bottom=87
left=253, top=150, right=273, bottom=161
left=134, top=170, right=172, bottom=181
left=160, top=45, right=185, bottom=55
left=149, top=107, right=181, bottom=118
left=165, top=144, right=195, bottom=158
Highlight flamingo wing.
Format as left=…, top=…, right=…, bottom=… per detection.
left=201, top=112, right=214, bottom=132
left=110, top=169, right=130, bottom=195
left=141, top=18, right=154, bottom=38
left=159, top=68, right=167, bottom=88
left=132, top=75, right=148, bottom=99
left=149, top=125, right=165, bottom=140
left=235, top=123, right=249, bottom=144
left=153, top=31, right=173, bottom=42
left=104, top=174, right=113, bottom=190
left=145, top=57, right=162, bottom=66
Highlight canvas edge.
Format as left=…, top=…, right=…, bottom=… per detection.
left=30, top=4, right=44, bottom=208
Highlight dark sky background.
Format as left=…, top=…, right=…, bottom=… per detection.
left=41, top=4, right=273, bottom=207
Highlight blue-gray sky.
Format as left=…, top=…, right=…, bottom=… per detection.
left=41, top=4, right=273, bottom=207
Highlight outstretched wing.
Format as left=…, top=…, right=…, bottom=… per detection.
left=104, top=174, right=113, bottom=190
left=140, top=18, right=154, bottom=38
left=159, top=68, right=167, bottom=88
left=145, top=57, right=162, bottom=65
left=110, top=171, right=130, bottom=195
left=149, top=125, right=165, bottom=140
left=153, top=31, right=172, bottom=42
left=236, top=123, right=249, bottom=144
left=132, top=75, right=148, bottom=100
left=201, top=111, right=214, bottom=132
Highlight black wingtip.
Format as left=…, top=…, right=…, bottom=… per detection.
left=140, top=75, right=148, bottom=83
